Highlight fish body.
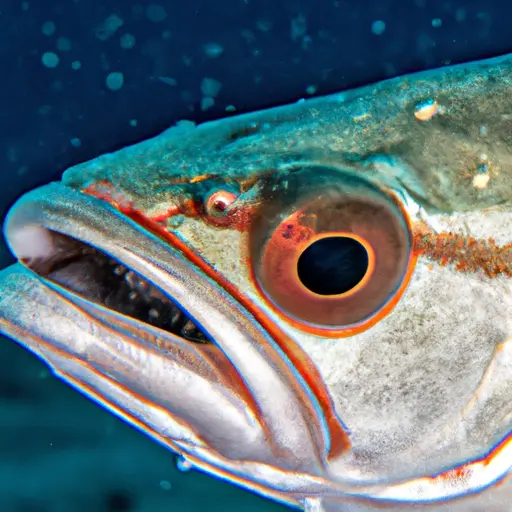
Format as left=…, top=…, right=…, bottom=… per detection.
left=1, top=54, right=511, bottom=511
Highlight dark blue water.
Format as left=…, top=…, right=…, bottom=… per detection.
left=0, top=1, right=509, bottom=510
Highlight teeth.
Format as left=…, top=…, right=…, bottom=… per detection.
left=114, top=265, right=127, bottom=276
left=170, top=308, right=183, bottom=328
left=106, top=260, right=208, bottom=343
left=148, top=308, right=160, bottom=319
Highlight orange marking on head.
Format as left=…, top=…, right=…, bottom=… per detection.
left=413, top=223, right=512, bottom=278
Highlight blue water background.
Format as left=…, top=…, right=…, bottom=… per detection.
left=0, top=0, right=510, bottom=510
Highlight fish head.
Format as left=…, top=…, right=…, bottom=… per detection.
left=1, top=55, right=512, bottom=510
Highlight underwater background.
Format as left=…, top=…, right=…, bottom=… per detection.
left=0, top=0, right=510, bottom=510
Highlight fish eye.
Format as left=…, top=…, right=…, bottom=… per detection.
left=204, top=188, right=238, bottom=217
left=249, top=166, right=415, bottom=336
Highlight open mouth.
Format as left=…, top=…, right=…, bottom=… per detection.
left=25, top=229, right=209, bottom=344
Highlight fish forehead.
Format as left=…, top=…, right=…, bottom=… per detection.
left=59, top=54, right=512, bottom=482
left=62, top=54, right=512, bottom=214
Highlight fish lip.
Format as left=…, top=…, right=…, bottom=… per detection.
left=1, top=181, right=334, bottom=472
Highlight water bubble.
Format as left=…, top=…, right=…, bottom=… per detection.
left=159, top=480, right=172, bottom=491
left=120, top=33, right=136, bottom=49
left=41, top=20, right=56, bottom=36
left=41, top=52, right=59, bottom=68
left=202, top=42, right=224, bottom=58
left=176, top=455, right=192, bottom=472
left=106, top=71, right=124, bottom=91
left=56, top=37, right=71, bottom=52
left=147, top=4, right=167, bottom=23
left=371, top=20, right=386, bottom=35
left=200, top=77, right=222, bottom=97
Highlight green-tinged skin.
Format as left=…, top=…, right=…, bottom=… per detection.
left=0, top=54, right=511, bottom=511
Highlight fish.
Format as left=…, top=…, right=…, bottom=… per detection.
left=0, top=53, right=511, bottom=511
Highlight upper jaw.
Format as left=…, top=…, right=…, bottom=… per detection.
left=0, top=181, right=334, bottom=474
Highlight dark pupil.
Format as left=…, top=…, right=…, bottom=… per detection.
left=297, top=236, right=369, bottom=295
left=213, top=199, right=227, bottom=212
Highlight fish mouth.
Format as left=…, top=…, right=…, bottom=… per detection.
left=0, top=181, right=337, bottom=482
left=23, top=227, right=209, bottom=345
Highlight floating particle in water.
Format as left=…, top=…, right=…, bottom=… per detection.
left=158, top=76, right=177, bottom=86
left=51, top=80, right=63, bottom=91
left=147, top=4, right=167, bottom=23
left=225, top=104, right=236, bottom=112
left=159, top=480, right=171, bottom=491
left=240, top=29, right=255, bottom=43
left=256, top=19, right=273, bottom=32
left=371, top=20, right=386, bottom=35
left=6, top=146, right=18, bottom=163
left=38, top=105, right=51, bottom=115
left=162, top=30, right=171, bottom=40
left=56, top=37, right=71, bottom=51
left=71, top=60, right=81, bottom=70
left=41, top=51, right=59, bottom=68
left=432, top=18, right=442, bottom=28
left=455, top=8, right=467, bottom=22
left=302, top=35, right=312, bottom=50
left=41, top=20, right=55, bottom=36
left=95, top=14, right=123, bottom=41
left=120, top=33, right=136, bottom=49
left=290, top=13, right=307, bottom=41
left=202, top=42, right=224, bottom=58
left=129, top=119, right=138, bottom=127
left=306, top=85, right=317, bottom=95
left=70, top=137, right=81, bottom=148
left=200, top=77, right=222, bottom=97
left=21, top=1, right=29, bottom=11
left=106, top=72, right=124, bottom=91
left=201, top=97, right=215, bottom=111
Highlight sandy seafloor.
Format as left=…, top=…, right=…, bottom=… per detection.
left=0, top=0, right=510, bottom=510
